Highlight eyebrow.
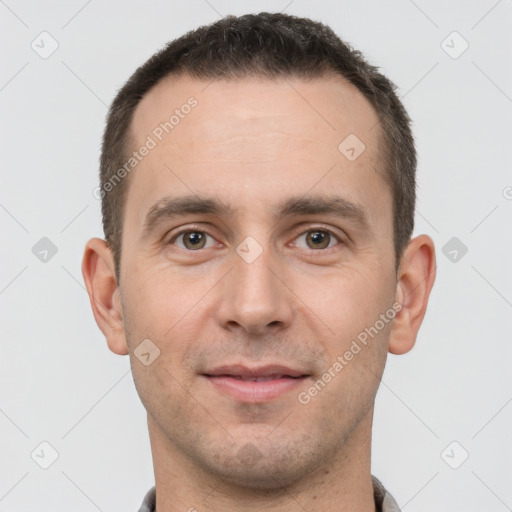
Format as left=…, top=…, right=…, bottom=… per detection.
left=141, top=194, right=371, bottom=237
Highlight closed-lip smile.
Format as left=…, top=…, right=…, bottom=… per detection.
left=202, top=364, right=310, bottom=402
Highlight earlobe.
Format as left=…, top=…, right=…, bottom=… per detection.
left=81, top=238, right=129, bottom=356
left=388, top=234, right=436, bottom=355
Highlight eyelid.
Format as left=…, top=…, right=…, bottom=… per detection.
left=289, top=225, right=344, bottom=249
left=166, top=223, right=345, bottom=252
left=167, top=224, right=218, bottom=248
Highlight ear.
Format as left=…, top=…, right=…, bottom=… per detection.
left=81, top=237, right=129, bottom=355
left=388, top=234, right=436, bottom=355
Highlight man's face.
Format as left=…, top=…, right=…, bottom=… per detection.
left=119, top=74, right=397, bottom=488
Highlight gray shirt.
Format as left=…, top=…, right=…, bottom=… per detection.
left=137, top=475, right=401, bottom=511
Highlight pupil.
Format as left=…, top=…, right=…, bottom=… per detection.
left=309, top=230, right=328, bottom=249
left=312, top=232, right=322, bottom=244
left=188, top=232, right=202, bottom=246
left=311, top=231, right=325, bottom=248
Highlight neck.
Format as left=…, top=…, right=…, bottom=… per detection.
left=148, top=408, right=377, bottom=512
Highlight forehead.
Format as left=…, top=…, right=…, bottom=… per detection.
left=124, top=73, right=390, bottom=238
left=131, top=72, right=381, bottom=155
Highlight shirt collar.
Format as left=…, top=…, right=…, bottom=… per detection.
left=138, top=475, right=401, bottom=511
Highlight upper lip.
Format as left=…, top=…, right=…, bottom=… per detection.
left=203, top=364, right=308, bottom=379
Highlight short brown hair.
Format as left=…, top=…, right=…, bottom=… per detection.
left=99, top=12, right=416, bottom=283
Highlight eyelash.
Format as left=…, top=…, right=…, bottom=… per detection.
left=166, top=225, right=344, bottom=253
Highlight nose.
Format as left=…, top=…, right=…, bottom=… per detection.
left=214, top=241, right=294, bottom=336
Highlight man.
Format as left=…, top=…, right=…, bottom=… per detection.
left=82, top=12, right=436, bottom=512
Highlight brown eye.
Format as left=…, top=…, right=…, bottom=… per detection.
left=306, top=230, right=330, bottom=249
left=171, top=230, right=215, bottom=250
left=294, top=229, right=341, bottom=250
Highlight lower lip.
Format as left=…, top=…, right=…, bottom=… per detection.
left=204, top=375, right=307, bottom=403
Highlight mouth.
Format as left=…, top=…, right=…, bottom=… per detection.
left=202, top=364, right=310, bottom=403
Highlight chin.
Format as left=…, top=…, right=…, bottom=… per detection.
left=199, top=438, right=325, bottom=491
left=214, top=463, right=306, bottom=491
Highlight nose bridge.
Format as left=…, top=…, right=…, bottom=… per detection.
left=216, top=235, right=293, bottom=333
left=237, top=243, right=277, bottom=303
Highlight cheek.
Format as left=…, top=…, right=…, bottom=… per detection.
left=121, top=270, right=209, bottom=383
left=305, top=264, right=394, bottom=396
left=314, top=319, right=390, bottom=415
left=315, top=264, right=391, bottom=332
left=131, top=357, right=194, bottom=435
left=123, top=266, right=200, bottom=331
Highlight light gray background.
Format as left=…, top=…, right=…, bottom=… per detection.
left=1, top=0, right=511, bottom=510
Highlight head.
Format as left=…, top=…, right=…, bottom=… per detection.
left=98, top=12, right=416, bottom=284
left=83, top=12, right=435, bottom=491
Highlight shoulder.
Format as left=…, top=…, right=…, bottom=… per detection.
left=137, top=486, right=156, bottom=512
left=372, top=475, right=401, bottom=512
